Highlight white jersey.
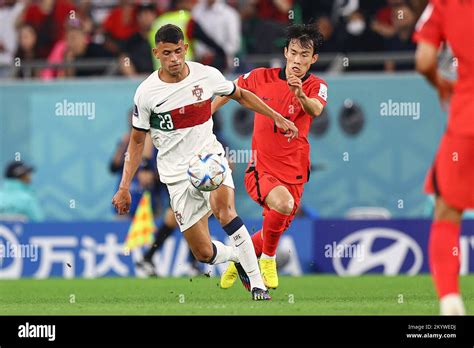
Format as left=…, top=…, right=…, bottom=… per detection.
left=132, top=61, right=235, bottom=183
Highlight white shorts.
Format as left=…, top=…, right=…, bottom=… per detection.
left=166, top=154, right=234, bottom=232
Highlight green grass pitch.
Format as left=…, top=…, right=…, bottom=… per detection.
left=1, top=275, right=473, bottom=315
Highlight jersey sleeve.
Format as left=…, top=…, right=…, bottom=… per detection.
left=307, top=79, right=328, bottom=107
left=132, top=87, right=151, bottom=132
left=207, top=66, right=236, bottom=96
left=413, top=1, right=444, bottom=48
left=236, top=68, right=262, bottom=94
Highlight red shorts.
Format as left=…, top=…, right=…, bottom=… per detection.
left=425, top=132, right=474, bottom=210
left=244, top=164, right=304, bottom=228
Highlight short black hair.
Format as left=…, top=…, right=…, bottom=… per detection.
left=285, top=23, right=323, bottom=55
left=155, top=24, right=184, bottom=45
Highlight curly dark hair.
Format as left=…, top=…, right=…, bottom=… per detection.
left=285, top=23, right=324, bottom=55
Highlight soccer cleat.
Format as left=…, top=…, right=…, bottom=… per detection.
left=135, top=259, right=157, bottom=277
left=251, top=287, right=272, bottom=301
left=259, top=258, right=279, bottom=289
left=234, top=262, right=251, bottom=292
left=220, top=262, right=238, bottom=289
left=440, top=294, right=466, bottom=315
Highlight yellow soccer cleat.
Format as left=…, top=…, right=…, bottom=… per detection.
left=259, top=258, right=279, bottom=289
left=220, top=262, right=238, bottom=289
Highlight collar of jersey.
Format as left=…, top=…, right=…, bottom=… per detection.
left=279, top=66, right=311, bottom=82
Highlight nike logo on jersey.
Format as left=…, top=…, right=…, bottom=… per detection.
left=155, top=100, right=168, bottom=108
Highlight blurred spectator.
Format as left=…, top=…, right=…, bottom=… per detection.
left=331, top=0, right=360, bottom=23
left=0, top=0, right=26, bottom=78
left=342, top=10, right=383, bottom=53
left=257, top=0, right=293, bottom=23
left=0, top=161, right=44, bottom=221
left=40, top=18, right=80, bottom=79
left=149, top=0, right=227, bottom=70
left=15, top=24, right=41, bottom=78
left=75, top=0, right=96, bottom=37
left=241, top=0, right=294, bottom=54
left=62, top=20, right=114, bottom=77
left=371, top=0, right=405, bottom=39
left=19, top=0, right=75, bottom=58
left=102, top=0, right=137, bottom=55
left=316, top=16, right=341, bottom=53
left=296, top=0, right=333, bottom=24
left=192, top=0, right=241, bottom=72
left=383, top=3, right=416, bottom=71
left=119, top=3, right=157, bottom=76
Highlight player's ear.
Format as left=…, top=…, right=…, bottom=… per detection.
left=311, top=53, right=318, bottom=64
left=284, top=46, right=288, bottom=59
left=152, top=47, right=159, bottom=59
left=183, top=43, right=189, bottom=54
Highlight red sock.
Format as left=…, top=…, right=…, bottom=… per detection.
left=429, top=220, right=461, bottom=299
left=262, top=209, right=289, bottom=257
left=251, top=230, right=263, bottom=257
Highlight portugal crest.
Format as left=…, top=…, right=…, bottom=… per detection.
left=192, top=85, right=204, bottom=101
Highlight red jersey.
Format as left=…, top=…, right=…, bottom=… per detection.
left=237, top=67, right=328, bottom=184
left=413, top=0, right=474, bottom=136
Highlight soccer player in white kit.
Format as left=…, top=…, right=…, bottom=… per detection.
left=112, top=24, right=298, bottom=300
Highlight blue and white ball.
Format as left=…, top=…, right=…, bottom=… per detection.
left=188, top=153, right=227, bottom=191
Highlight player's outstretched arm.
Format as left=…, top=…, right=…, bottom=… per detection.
left=211, top=95, right=231, bottom=115
left=111, top=128, right=147, bottom=214
left=228, top=86, right=299, bottom=140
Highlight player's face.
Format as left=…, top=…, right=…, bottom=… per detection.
left=284, top=40, right=318, bottom=78
left=153, top=40, right=188, bottom=76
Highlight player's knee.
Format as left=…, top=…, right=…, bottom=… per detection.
left=193, top=245, right=214, bottom=263
left=273, top=197, right=294, bottom=215
left=214, top=205, right=237, bottom=226
left=434, top=197, right=462, bottom=224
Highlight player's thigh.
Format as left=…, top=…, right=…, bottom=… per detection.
left=210, top=184, right=237, bottom=226
left=244, top=169, right=279, bottom=208
left=167, top=179, right=211, bottom=233
left=183, top=214, right=213, bottom=262
left=164, top=207, right=178, bottom=228
left=265, top=185, right=295, bottom=215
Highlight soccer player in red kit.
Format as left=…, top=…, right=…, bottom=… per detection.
left=414, top=0, right=474, bottom=315
left=212, top=24, right=328, bottom=289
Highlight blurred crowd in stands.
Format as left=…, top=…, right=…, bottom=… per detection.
left=0, top=0, right=428, bottom=78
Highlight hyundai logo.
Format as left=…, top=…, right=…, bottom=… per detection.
left=332, top=228, right=423, bottom=276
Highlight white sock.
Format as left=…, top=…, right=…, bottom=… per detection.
left=210, top=241, right=238, bottom=264
left=261, top=252, right=276, bottom=260
left=223, top=217, right=266, bottom=290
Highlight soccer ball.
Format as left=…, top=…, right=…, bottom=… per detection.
left=187, top=153, right=227, bottom=191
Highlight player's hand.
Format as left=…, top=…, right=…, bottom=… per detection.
left=287, top=74, right=304, bottom=98
left=436, top=74, right=455, bottom=112
left=112, top=187, right=131, bottom=215
left=274, top=114, right=299, bottom=141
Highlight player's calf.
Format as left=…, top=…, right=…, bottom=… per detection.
left=190, top=244, right=215, bottom=263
